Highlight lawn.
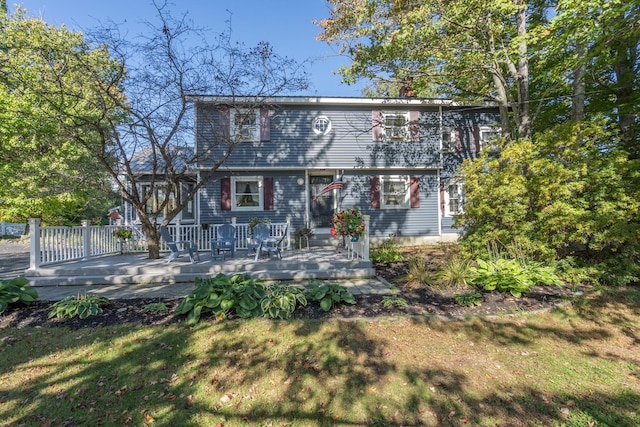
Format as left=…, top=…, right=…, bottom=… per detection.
left=0, top=287, right=639, bottom=426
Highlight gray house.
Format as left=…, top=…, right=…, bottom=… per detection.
left=183, top=96, right=499, bottom=244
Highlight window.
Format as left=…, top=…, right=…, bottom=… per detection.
left=140, top=183, right=176, bottom=217
left=443, top=180, right=464, bottom=216
left=383, top=112, right=409, bottom=140
left=231, top=109, right=259, bottom=142
left=442, top=127, right=456, bottom=152
left=232, top=176, right=263, bottom=210
left=313, top=116, right=331, bottom=135
left=479, top=126, right=500, bottom=152
left=380, top=175, right=410, bottom=208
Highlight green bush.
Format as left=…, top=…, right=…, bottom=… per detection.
left=437, top=254, right=472, bottom=289
left=305, top=282, right=355, bottom=311
left=453, top=290, right=482, bottom=307
left=261, top=283, right=307, bottom=319
left=381, top=295, right=408, bottom=308
left=0, top=276, right=38, bottom=315
left=175, top=273, right=266, bottom=325
left=48, top=294, right=109, bottom=319
left=469, top=258, right=563, bottom=298
left=370, top=237, right=403, bottom=263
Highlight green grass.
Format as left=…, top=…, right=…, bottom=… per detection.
left=0, top=288, right=639, bottom=426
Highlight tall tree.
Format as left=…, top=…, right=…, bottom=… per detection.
left=316, top=0, right=534, bottom=140
left=72, top=2, right=308, bottom=258
left=0, top=8, right=121, bottom=224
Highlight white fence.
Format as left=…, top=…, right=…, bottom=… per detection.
left=27, top=218, right=294, bottom=270
left=1, top=221, right=26, bottom=237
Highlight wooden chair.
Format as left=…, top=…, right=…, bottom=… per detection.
left=160, top=226, right=199, bottom=263
left=211, top=223, right=236, bottom=259
left=258, top=224, right=288, bottom=260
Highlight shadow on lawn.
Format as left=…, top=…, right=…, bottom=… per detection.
left=2, top=289, right=639, bottom=426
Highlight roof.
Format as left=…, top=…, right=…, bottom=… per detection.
left=128, top=146, right=194, bottom=173
left=184, top=95, right=498, bottom=109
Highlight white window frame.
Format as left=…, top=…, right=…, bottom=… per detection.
left=479, top=126, right=500, bottom=152
left=380, top=175, right=410, bottom=209
left=442, top=127, right=456, bottom=152
left=443, top=180, right=464, bottom=217
left=382, top=112, right=409, bottom=141
left=231, top=176, right=263, bottom=211
left=312, top=115, right=332, bottom=135
left=231, top=109, right=260, bottom=142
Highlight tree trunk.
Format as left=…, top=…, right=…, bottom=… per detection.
left=515, top=1, right=531, bottom=141
left=140, top=220, right=161, bottom=259
left=571, top=40, right=586, bottom=122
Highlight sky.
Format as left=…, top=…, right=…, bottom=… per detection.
left=13, top=0, right=368, bottom=97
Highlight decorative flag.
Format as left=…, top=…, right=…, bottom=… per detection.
left=313, top=175, right=343, bottom=201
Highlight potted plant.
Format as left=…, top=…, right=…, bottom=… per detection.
left=248, top=217, right=271, bottom=237
left=113, top=228, right=133, bottom=240
left=294, top=227, right=314, bottom=249
left=330, top=208, right=365, bottom=241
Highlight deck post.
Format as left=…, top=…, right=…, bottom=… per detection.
left=82, top=220, right=91, bottom=259
left=363, top=215, right=370, bottom=261
left=28, top=218, right=41, bottom=272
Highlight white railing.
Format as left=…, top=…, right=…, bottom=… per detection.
left=27, top=217, right=294, bottom=270
left=344, top=215, right=370, bottom=261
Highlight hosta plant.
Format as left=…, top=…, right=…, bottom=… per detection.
left=0, top=276, right=38, bottom=315
left=454, top=290, right=483, bottom=307
left=261, top=283, right=307, bottom=319
left=305, top=282, right=355, bottom=311
left=469, top=258, right=563, bottom=298
left=175, top=273, right=266, bottom=324
left=48, top=294, right=109, bottom=319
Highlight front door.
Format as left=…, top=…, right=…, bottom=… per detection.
left=310, top=175, right=335, bottom=229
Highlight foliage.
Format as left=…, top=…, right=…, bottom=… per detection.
left=112, top=228, right=133, bottom=240
left=175, top=274, right=266, bottom=325
left=469, top=258, right=563, bottom=298
left=48, top=294, right=109, bottom=319
left=381, top=295, right=408, bottom=308
left=249, top=217, right=272, bottom=236
left=437, top=253, right=472, bottom=289
left=143, top=302, right=169, bottom=314
left=260, top=283, right=307, bottom=319
left=304, top=282, right=356, bottom=311
left=330, top=208, right=365, bottom=239
left=458, top=121, right=640, bottom=286
left=453, top=291, right=483, bottom=307
left=0, top=276, right=38, bottom=315
left=370, top=237, right=402, bottom=263
left=403, top=256, right=433, bottom=289
left=0, top=8, right=121, bottom=224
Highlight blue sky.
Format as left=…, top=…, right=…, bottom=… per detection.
left=13, top=0, right=367, bottom=96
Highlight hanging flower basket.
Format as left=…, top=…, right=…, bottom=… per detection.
left=113, top=228, right=133, bottom=240
left=330, top=208, right=365, bottom=240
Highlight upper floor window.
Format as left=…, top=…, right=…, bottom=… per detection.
left=231, top=109, right=259, bottom=142
left=442, top=127, right=456, bottom=152
left=232, top=176, right=263, bottom=210
left=383, top=112, right=409, bottom=141
left=380, top=175, right=410, bottom=208
left=313, top=116, right=332, bottom=135
left=479, top=126, right=500, bottom=152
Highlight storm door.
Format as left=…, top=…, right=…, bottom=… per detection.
left=309, top=175, right=335, bottom=229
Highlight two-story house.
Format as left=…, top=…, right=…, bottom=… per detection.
left=182, top=96, right=499, bottom=243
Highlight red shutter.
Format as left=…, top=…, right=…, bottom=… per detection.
left=260, top=109, right=271, bottom=141
left=372, top=110, right=383, bottom=142
left=455, top=127, right=463, bottom=151
left=370, top=176, right=380, bottom=209
left=220, top=109, right=230, bottom=139
left=263, top=177, right=274, bottom=210
left=409, top=110, right=420, bottom=141
left=410, top=177, right=420, bottom=208
left=221, top=177, right=231, bottom=210
left=472, top=126, right=480, bottom=152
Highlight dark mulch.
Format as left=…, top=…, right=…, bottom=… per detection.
left=0, top=258, right=574, bottom=329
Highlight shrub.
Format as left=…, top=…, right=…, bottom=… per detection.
left=437, top=253, right=472, bottom=289
left=175, top=273, right=266, bottom=325
left=48, top=294, right=109, bottom=319
left=454, top=290, right=482, bottom=307
left=305, top=282, right=355, bottom=311
left=370, top=237, right=402, bottom=263
left=261, top=283, right=307, bottom=319
left=469, top=258, right=563, bottom=298
left=404, top=256, right=433, bottom=288
left=0, top=276, right=38, bottom=315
